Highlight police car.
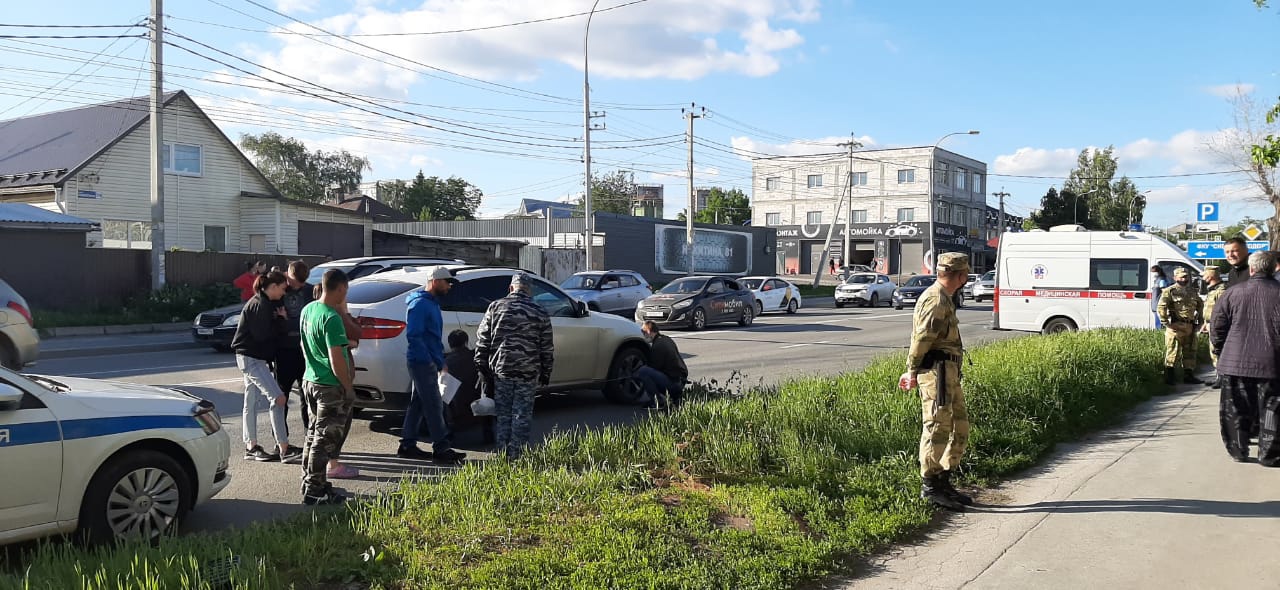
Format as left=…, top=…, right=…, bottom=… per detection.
left=0, top=367, right=231, bottom=545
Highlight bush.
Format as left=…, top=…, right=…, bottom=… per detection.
left=33, top=283, right=239, bottom=328
left=1, top=330, right=1170, bottom=589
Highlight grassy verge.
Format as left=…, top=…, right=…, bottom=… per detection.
left=796, top=285, right=835, bottom=298
left=33, top=283, right=238, bottom=329
left=3, top=329, right=1170, bottom=589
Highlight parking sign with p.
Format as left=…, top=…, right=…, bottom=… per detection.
left=1197, top=202, right=1219, bottom=223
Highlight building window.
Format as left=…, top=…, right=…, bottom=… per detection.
left=972, top=173, right=983, bottom=194
left=936, top=162, right=950, bottom=186
left=807, top=211, right=823, bottom=225
left=161, top=143, right=203, bottom=176
left=851, top=210, right=868, bottom=223
left=956, top=168, right=967, bottom=190
left=204, top=226, right=227, bottom=252
left=807, top=174, right=823, bottom=188
left=935, top=201, right=950, bottom=222
left=765, top=213, right=782, bottom=226
left=249, top=234, right=268, bottom=252
left=851, top=172, right=868, bottom=186
left=766, top=177, right=781, bottom=191
left=971, top=209, right=983, bottom=230
left=897, top=208, right=915, bottom=222
left=897, top=169, right=915, bottom=183
left=102, top=219, right=151, bottom=250
left=952, top=205, right=968, bottom=226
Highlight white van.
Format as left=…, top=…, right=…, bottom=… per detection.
left=993, top=225, right=1204, bottom=334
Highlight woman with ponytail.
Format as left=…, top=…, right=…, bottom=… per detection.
left=231, top=271, right=300, bottom=463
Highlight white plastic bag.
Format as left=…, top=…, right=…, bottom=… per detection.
left=438, top=372, right=461, bottom=405
left=471, top=394, right=496, bottom=417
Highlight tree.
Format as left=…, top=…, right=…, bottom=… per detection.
left=1254, top=1, right=1280, bottom=167
left=1021, top=218, right=1037, bottom=231
left=1062, top=146, right=1145, bottom=230
left=398, top=171, right=483, bottom=221
left=676, top=187, right=752, bottom=225
left=1029, top=187, right=1092, bottom=229
left=239, top=132, right=371, bottom=203
left=575, top=170, right=636, bottom=216
left=1208, top=92, right=1280, bottom=249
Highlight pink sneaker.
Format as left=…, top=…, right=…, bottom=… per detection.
left=327, top=464, right=360, bottom=479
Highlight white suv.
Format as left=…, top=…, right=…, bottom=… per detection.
left=0, top=367, right=231, bottom=545
left=345, top=266, right=651, bottom=408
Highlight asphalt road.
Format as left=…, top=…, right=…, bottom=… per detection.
left=32, top=302, right=1020, bottom=534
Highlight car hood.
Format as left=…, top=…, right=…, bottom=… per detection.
left=589, top=310, right=645, bottom=335
left=563, top=288, right=601, bottom=299
left=641, top=294, right=694, bottom=306
left=897, top=286, right=930, bottom=295
left=200, top=303, right=244, bottom=317
left=35, top=375, right=204, bottom=415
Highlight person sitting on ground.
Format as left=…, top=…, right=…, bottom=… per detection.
left=444, top=329, right=493, bottom=443
left=635, top=321, right=689, bottom=410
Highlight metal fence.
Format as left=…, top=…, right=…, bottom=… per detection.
left=165, top=251, right=328, bottom=287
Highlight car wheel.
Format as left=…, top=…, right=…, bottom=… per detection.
left=603, top=345, right=648, bottom=404
left=738, top=305, right=754, bottom=327
left=0, top=340, right=18, bottom=370
left=787, top=299, right=798, bottom=314
left=1042, top=317, right=1078, bottom=335
left=895, top=304, right=903, bottom=310
left=691, top=308, right=707, bottom=331
left=835, top=301, right=845, bottom=309
left=755, top=300, right=765, bottom=316
left=870, top=293, right=880, bottom=308
left=79, top=449, right=191, bottom=545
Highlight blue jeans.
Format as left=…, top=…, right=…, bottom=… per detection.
left=402, top=361, right=452, bottom=453
left=636, top=366, right=683, bottom=406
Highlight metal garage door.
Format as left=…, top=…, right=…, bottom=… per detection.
left=298, top=221, right=364, bottom=259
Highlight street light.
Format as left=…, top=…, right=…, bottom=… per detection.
left=1071, top=186, right=1102, bottom=225
left=1129, top=189, right=1152, bottom=225
left=582, top=0, right=602, bottom=272
left=929, top=130, right=979, bottom=273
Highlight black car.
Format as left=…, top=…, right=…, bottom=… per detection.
left=192, top=302, right=243, bottom=351
left=634, top=276, right=756, bottom=330
left=892, top=275, right=965, bottom=310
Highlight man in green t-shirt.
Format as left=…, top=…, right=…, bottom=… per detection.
left=298, top=269, right=355, bottom=505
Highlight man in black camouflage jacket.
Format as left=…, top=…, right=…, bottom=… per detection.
left=474, top=273, right=555, bottom=458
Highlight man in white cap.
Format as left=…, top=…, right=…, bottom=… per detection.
left=399, top=266, right=467, bottom=463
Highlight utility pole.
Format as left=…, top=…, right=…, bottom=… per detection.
left=582, top=0, right=604, bottom=272
left=993, top=189, right=1010, bottom=236
left=683, top=104, right=706, bottom=276
left=149, top=0, right=165, bottom=290
left=837, top=133, right=862, bottom=279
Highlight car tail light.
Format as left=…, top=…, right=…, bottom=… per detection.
left=6, top=301, right=32, bottom=326
left=359, top=316, right=407, bottom=339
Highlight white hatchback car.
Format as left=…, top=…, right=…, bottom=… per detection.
left=344, top=266, right=651, bottom=409
left=0, top=367, right=231, bottom=545
left=738, top=276, right=803, bottom=315
left=834, top=273, right=896, bottom=308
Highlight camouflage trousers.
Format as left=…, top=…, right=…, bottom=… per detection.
left=494, top=378, right=537, bottom=459
left=301, top=381, right=353, bottom=497
left=918, top=361, right=969, bottom=478
left=1164, top=323, right=1197, bottom=369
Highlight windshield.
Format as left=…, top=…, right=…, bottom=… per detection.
left=560, top=274, right=604, bottom=290
left=905, top=275, right=937, bottom=287
left=982, top=271, right=996, bottom=281
left=307, top=263, right=356, bottom=285
left=739, top=279, right=763, bottom=290
left=845, top=275, right=876, bottom=285
left=660, top=278, right=707, bottom=294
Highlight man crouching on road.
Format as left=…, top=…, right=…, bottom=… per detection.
left=899, top=252, right=973, bottom=512
left=474, top=272, right=554, bottom=459
left=637, top=321, right=688, bottom=409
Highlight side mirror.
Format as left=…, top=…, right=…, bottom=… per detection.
left=576, top=300, right=589, bottom=317
left=0, top=383, right=23, bottom=411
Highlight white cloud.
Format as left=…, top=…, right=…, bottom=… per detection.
left=992, top=147, right=1080, bottom=177
left=730, top=134, right=878, bottom=159
left=1117, top=129, right=1236, bottom=174
left=245, top=0, right=819, bottom=96
left=275, top=0, right=317, bottom=14
left=1205, top=83, right=1256, bottom=98
left=645, top=166, right=721, bottom=183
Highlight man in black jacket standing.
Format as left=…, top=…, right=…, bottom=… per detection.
left=1223, top=236, right=1250, bottom=288
left=636, top=321, right=689, bottom=409
left=1210, top=251, right=1280, bottom=465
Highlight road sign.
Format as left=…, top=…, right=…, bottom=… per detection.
left=1197, top=202, right=1220, bottom=222
left=1243, top=224, right=1265, bottom=241
left=1196, top=223, right=1220, bottom=233
left=1186, top=240, right=1269, bottom=259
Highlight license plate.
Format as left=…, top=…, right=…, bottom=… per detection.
left=902, top=298, right=916, bottom=303
left=645, top=311, right=664, bottom=318
left=197, top=328, right=214, bottom=336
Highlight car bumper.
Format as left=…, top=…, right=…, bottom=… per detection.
left=835, top=290, right=871, bottom=303
left=893, top=295, right=920, bottom=307
left=183, top=428, right=232, bottom=506
left=2, top=322, right=39, bottom=366
left=191, top=327, right=235, bottom=348
left=635, top=307, right=692, bottom=326
left=351, top=387, right=411, bottom=411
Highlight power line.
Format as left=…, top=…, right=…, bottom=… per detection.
left=0, top=34, right=146, bottom=39
left=0, top=23, right=142, bottom=29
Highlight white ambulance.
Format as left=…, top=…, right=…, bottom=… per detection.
left=993, top=225, right=1204, bottom=334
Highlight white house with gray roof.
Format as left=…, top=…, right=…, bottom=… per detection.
left=0, top=91, right=372, bottom=258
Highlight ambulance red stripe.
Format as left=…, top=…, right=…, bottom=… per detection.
left=998, top=289, right=1141, bottom=299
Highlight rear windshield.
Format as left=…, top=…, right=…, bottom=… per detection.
left=346, top=281, right=419, bottom=304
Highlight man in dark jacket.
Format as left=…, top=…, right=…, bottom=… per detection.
left=475, top=272, right=554, bottom=459
left=1223, top=237, right=1250, bottom=288
left=444, top=330, right=491, bottom=441
left=276, top=261, right=314, bottom=430
left=399, top=266, right=466, bottom=463
left=1210, top=251, right=1280, bottom=465
left=636, top=321, right=688, bottom=409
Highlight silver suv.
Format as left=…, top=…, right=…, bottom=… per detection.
left=0, top=278, right=38, bottom=370
left=560, top=270, right=653, bottom=315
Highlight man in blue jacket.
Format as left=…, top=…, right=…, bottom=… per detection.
left=398, top=266, right=467, bottom=463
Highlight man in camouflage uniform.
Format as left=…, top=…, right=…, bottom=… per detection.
left=899, top=252, right=972, bottom=512
left=475, top=272, right=555, bottom=459
left=1199, top=267, right=1226, bottom=387
left=1157, top=267, right=1204, bottom=385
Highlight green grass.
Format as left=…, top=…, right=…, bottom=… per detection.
left=2, top=329, right=1172, bottom=590
left=32, top=283, right=238, bottom=329
left=796, top=285, right=835, bottom=298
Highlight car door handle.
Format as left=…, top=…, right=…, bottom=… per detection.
left=464, top=321, right=480, bottom=327
left=1134, top=292, right=1147, bottom=299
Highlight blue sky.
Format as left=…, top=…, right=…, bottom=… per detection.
left=2, top=0, right=1276, bottom=227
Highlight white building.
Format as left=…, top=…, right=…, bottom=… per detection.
left=751, top=146, right=988, bottom=275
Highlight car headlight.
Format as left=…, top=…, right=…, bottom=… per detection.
left=193, top=316, right=202, bottom=327
left=673, top=299, right=694, bottom=309
left=221, top=314, right=240, bottom=328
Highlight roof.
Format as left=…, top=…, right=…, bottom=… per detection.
left=239, top=191, right=371, bottom=219
left=0, top=203, right=96, bottom=231
left=332, top=195, right=414, bottom=223
left=507, top=198, right=577, bottom=219
left=0, top=92, right=183, bottom=190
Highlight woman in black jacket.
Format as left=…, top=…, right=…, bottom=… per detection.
left=232, top=271, right=298, bottom=463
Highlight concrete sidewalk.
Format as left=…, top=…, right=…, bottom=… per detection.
left=836, top=379, right=1280, bottom=589
left=38, top=331, right=202, bottom=360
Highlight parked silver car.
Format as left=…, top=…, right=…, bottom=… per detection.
left=0, top=279, right=38, bottom=370
left=560, top=270, right=653, bottom=315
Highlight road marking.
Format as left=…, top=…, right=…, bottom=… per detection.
left=780, top=341, right=829, bottom=349
left=175, top=377, right=245, bottom=387
left=65, top=361, right=233, bottom=378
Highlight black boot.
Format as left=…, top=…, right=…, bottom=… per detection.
left=939, top=470, right=974, bottom=506
left=1183, top=370, right=1204, bottom=385
left=921, top=476, right=965, bottom=511
left=1211, top=374, right=1222, bottom=388
left=1164, top=368, right=1176, bottom=385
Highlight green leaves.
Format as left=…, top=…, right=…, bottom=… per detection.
left=399, top=171, right=484, bottom=221
left=239, top=132, right=371, bottom=203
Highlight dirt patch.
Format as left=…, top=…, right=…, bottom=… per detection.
left=714, top=512, right=755, bottom=532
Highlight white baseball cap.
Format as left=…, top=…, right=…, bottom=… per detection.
left=424, top=266, right=458, bottom=283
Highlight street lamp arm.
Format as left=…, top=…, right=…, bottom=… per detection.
left=928, top=130, right=980, bottom=272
